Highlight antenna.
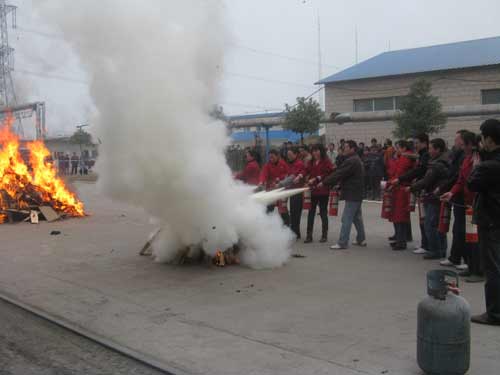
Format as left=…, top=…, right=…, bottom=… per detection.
left=355, top=26, right=359, bottom=64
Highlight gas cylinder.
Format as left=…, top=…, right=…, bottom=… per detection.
left=328, top=189, right=339, bottom=217
left=417, top=270, right=471, bottom=375
left=438, top=201, right=451, bottom=234
left=381, top=188, right=393, bottom=219
left=303, top=190, right=312, bottom=211
left=465, top=207, right=478, bottom=244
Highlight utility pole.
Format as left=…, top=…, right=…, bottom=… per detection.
left=317, top=8, right=323, bottom=110
left=355, top=26, right=359, bottom=64
left=0, top=1, right=19, bottom=133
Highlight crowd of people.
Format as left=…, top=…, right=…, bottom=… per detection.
left=234, top=118, right=500, bottom=327
left=53, top=152, right=94, bottom=176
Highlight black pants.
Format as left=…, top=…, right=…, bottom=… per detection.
left=449, top=204, right=466, bottom=264
left=71, top=164, right=78, bottom=175
left=420, top=222, right=428, bottom=250
left=289, top=194, right=303, bottom=239
left=307, top=195, right=328, bottom=239
left=467, top=242, right=483, bottom=276
left=395, top=222, right=411, bottom=244
left=479, top=227, right=500, bottom=321
left=368, top=176, right=382, bottom=200
left=267, top=205, right=290, bottom=227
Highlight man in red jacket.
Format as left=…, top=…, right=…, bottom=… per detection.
left=441, top=131, right=483, bottom=282
left=259, top=149, right=290, bottom=226
left=235, top=149, right=261, bottom=186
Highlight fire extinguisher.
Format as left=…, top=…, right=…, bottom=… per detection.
left=328, top=189, right=339, bottom=217
left=465, top=207, right=478, bottom=244
left=277, top=199, right=289, bottom=215
left=381, top=188, right=393, bottom=219
left=409, top=193, right=417, bottom=212
left=418, top=198, right=425, bottom=225
left=438, top=201, right=451, bottom=234
left=303, top=189, right=312, bottom=211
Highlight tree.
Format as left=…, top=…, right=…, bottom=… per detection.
left=284, top=97, right=323, bottom=144
left=393, top=79, right=446, bottom=138
left=69, top=129, right=93, bottom=146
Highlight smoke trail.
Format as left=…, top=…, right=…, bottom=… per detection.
left=34, top=0, right=293, bottom=268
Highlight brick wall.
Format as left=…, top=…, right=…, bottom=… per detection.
left=324, top=66, right=500, bottom=144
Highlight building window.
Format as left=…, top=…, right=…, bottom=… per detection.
left=482, top=89, right=500, bottom=105
left=354, top=99, right=373, bottom=112
left=353, top=96, right=406, bottom=112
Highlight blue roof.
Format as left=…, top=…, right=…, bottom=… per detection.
left=318, top=36, right=500, bottom=84
left=231, top=129, right=316, bottom=142
left=228, top=112, right=285, bottom=121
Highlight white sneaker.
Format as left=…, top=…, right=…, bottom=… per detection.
left=413, top=248, right=427, bottom=254
left=414, top=244, right=422, bottom=250
left=330, top=244, right=347, bottom=250
left=455, top=264, right=469, bottom=271
left=440, top=259, right=455, bottom=267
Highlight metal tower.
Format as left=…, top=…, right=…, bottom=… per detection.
left=0, top=1, right=19, bottom=133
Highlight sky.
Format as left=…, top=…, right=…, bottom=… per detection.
left=6, top=0, right=500, bottom=136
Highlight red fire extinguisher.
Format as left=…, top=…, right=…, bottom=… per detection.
left=381, top=189, right=393, bottom=219
left=409, top=193, right=417, bottom=212
left=277, top=199, right=289, bottom=215
left=438, top=201, right=451, bottom=234
left=328, top=189, right=339, bottom=217
left=465, top=207, right=478, bottom=243
left=303, top=190, right=311, bottom=211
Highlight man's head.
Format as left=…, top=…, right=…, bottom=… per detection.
left=269, top=149, right=280, bottom=163
left=480, top=119, right=500, bottom=152
left=429, top=138, right=446, bottom=158
left=299, top=144, right=309, bottom=157
left=385, top=139, right=393, bottom=147
left=371, top=138, right=377, bottom=146
left=344, top=140, right=358, bottom=156
left=415, top=133, right=429, bottom=152
left=396, top=140, right=409, bottom=154
left=328, top=143, right=335, bottom=151
left=454, top=130, right=468, bottom=151
left=461, top=131, right=477, bottom=154
left=287, top=147, right=299, bottom=162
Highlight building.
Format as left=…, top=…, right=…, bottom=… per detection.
left=228, top=112, right=319, bottom=147
left=318, top=36, right=500, bottom=144
left=44, top=136, right=99, bottom=160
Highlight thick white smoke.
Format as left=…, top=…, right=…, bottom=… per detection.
left=35, top=0, right=293, bottom=268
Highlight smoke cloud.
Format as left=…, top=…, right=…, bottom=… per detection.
left=34, top=0, right=293, bottom=268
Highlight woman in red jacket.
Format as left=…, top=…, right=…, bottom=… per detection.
left=235, top=149, right=261, bottom=186
left=389, top=140, right=415, bottom=250
left=304, top=144, right=335, bottom=243
left=287, top=147, right=306, bottom=239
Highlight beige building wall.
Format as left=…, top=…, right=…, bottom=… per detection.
left=324, top=66, right=500, bottom=145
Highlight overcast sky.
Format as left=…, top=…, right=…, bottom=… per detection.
left=8, top=0, right=500, bottom=136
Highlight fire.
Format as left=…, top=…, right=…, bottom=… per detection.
left=0, top=113, right=85, bottom=219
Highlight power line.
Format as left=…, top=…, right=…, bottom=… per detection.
left=229, top=41, right=341, bottom=70
left=224, top=71, right=315, bottom=88
left=13, top=68, right=89, bottom=85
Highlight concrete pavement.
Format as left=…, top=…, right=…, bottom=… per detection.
left=0, top=182, right=498, bottom=374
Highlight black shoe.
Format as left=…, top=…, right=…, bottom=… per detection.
left=471, top=313, right=500, bottom=326
left=304, top=237, right=313, bottom=244
left=392, top=243, right=407, bottom=251
left=423, top=254, right=441, bottom=260
left=388, top=235, right=396, bottom=241
left=319, top=237, right=327, bottom=243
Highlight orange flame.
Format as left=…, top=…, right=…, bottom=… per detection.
left=0, top=113, right=85, bottom=218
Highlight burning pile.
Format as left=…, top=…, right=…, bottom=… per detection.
left=0, top=114, right=85, bottom=223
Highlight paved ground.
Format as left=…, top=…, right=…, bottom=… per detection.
left=0, top=299, right=168, bottom=375
left=0, top=182, right=498, bottom=375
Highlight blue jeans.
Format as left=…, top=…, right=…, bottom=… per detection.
left=338, top=201, right=366, bottom=247
left=423, top=202, right=447, bottom=258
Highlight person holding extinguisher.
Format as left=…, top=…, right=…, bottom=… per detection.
left=388, top=140, right=415, bottom=251
left=441, top=131, right=483, bottom=283
left=286, top=147, right=306, bottom=240
left=304, top=144, right=334, bottom=243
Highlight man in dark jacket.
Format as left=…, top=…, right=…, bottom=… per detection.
left=323, top=140, right=366, bottom=249
left=409, top=138, right=450, bottom=260
left=438, top=131, right=466, bottom=269
left=365, top=146, right=385, bottom=200
left=468, top=119, right=500, bottom=326
left=397, top=133, right=430, bottom=254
